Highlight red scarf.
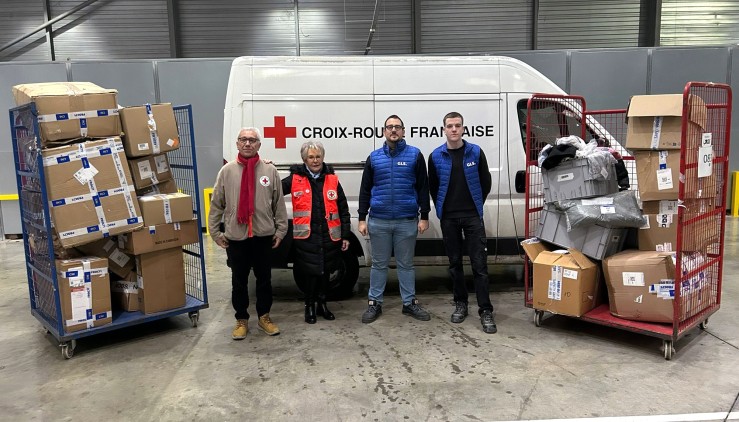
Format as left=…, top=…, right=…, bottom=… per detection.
left=236, top=153, right=260, bottom=237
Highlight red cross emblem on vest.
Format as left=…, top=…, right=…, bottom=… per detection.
left=327, top=189, right=337, bottom=200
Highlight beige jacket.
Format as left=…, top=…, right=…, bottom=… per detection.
left=208, top=160, right=288, bottom=241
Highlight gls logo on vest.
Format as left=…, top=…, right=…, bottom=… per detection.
left=466, top=161, right=477, bottom=167
left=396, top=161, right=408, bottom=166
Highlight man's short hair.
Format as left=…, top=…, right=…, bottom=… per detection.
left=238, top=127, right=262, bottom=140
left=384, top=114, right=405, bottom=128
left=443, top=112, right=464, bottom=126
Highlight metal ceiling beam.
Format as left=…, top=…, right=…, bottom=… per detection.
left=166, top=0, right=181, bottom=58
left=364, top=0, right=381, bottom=55
left=42, top=0, right=56, bottom=61
left=0, top=0, right=100, bottom=56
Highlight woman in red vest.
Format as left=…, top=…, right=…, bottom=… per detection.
left=282, top=142, right=351, bottom=323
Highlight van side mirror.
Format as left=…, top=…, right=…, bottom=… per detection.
left=515, top=170, right=526, bottom=193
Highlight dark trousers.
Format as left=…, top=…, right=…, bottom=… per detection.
left=440, top=216, right=494, bottom=314
left=304, top=274, right=329, bottom=304
left=227, top=236, right=273, bottom=320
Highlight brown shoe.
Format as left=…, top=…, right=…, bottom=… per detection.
left=232, top=319, right=248, bottom=340
left=258, top=314, right=280, bottom=336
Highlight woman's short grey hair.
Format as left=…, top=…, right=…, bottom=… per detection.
left=300, top=141, right=325, bottom=161
left=238, top=127, right=262, bottom=139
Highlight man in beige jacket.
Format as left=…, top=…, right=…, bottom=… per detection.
left=209, top=127, right=288, bottom=340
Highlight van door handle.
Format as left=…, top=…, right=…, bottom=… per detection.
left=515, top=170, right=526, bottom=193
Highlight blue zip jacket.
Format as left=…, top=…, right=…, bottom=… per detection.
left=358, top=139, right=430, bottom=220
left=429, top=140, right=484, bottom=219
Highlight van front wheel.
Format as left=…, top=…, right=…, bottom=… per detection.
left=293, top=251, right=359, bottom=300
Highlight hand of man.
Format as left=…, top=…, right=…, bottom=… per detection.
left=262, top=158, right=274, bottom=165
left=418, top=219, right=429, bottom=234
left=272, top=236, right=282, bottom=249
left=358, top=221, right=368, bottom=236
left=215, top=235, right=229, bottom=249
left=341, top=239, right=350, bottom=251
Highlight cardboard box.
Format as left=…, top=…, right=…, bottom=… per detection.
left=110, top=272, right=139, bottom=312
left=76, top=238, right=134, bottom=278
left=56, top=257, right=112, bottom=333
left=128, top=153, right=173, bottom=190
left=136, top=178, right=179, bottom=197
left=638, top=213, right=719, bottom=252
left=522, top=239, right=600, bottom=317
left=12, top=82, right=121, bottom=145
left=136, top=247, right=186, bottom=314
left=641, top=199, right=715, bottom=216
left=42, top=138, right=144, bottom=248
left=634, top=150, right=716, bottom=201
left=118, top=219, right=199, bottom=255
left=138, top=192, right=193, bottom=226
left=120, top=103, right=180, bottom=157
left=603, top=250, right=675, bottom=323
left=626, top=94, right=707, bottom=150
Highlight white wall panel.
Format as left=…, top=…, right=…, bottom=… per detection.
left=298, top=0, right=412, bottom=55
left=50, top=0, right=171, bottom=60
left=420, top=0, right=532, bottom=54
left=537, top=0, right=641, bottom=49
left=0, top=0, right=51, bottom=61
left=661, top=0, right=739, bottom=46
left=178, top=0, right=297, bottom=57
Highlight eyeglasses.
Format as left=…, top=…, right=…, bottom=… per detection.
left=237, top=137, right=260, bottom=144
left=385, top=125, right=404, bottom=131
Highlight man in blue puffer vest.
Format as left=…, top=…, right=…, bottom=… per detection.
left=358, top=114, right=431, bottom=323
left=428, top=112, right=497, bottom=334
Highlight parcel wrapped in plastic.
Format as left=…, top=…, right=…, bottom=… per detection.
left=557, top=190, right=647, bottom=231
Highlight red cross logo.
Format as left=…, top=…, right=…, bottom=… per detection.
left=259, top=176, right=270, bottom=187
left=263, top=116, right=297, bottom=149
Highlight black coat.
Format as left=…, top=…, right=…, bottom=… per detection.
left=282, top=164, right=351, bottom=277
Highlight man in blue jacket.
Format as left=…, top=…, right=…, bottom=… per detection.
left=358, top=114, right=431, bottom=323
left=428, top=112, right=497, bottom=334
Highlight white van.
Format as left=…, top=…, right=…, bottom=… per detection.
left=222, top=56, right=591, bottom=297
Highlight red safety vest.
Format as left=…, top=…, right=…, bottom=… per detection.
left=291, top=174, right=342, bottom=241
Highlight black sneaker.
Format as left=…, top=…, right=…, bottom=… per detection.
left=361, top=300, right=382, bottom=324
left=402, top=299, right=431, bottom=321
left=480, top=310, right=497, bottom=334
left=451, top=301, right=468, bottom=323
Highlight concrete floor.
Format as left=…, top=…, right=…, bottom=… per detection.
left=1, top=222, right=739, bottom=421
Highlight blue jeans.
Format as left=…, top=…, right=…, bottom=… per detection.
left=367, top=217, right=418, bottom=305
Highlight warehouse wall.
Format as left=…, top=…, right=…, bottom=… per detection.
left=0, top=46, right=735, bottom=235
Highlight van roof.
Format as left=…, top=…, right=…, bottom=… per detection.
left=229, top=56, right=564, bottom=96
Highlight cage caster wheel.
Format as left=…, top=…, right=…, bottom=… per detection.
left=189, top=311, right=199, bottom=328
left=662, top=340, right=675, bottom=360
left=700, top=319, right=709, bottom=330
left=61, top=340, right=76, bottom=360
left=534, top=310, right=544, bottom=327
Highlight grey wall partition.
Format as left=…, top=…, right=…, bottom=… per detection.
left=0, top=62, right=68, bottom=235
left=69, top=61, right=158, bottom=106
left=650, top=47, right=730, bottom=94
left=156, top=58, right=233, bottom=217
left=503, top=51, right=569, bottom=93
left=569, top=49, right=649, bottom=111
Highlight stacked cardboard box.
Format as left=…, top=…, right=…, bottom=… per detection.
left=117, top=103, right=189, bottom=314
left=14, top=83, right=192, bottom=318
left=12, top=82, right=120, bottom=146
left=522, top=239, right=600, bottom=317
left=56, top=257, right=113, bottom=333
left=601, top=93, right=715, bottom=323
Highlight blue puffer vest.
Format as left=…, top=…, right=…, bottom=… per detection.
left=430, top=140, right=484, bottom=219
left=369, top=139, right=420, bottom=219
